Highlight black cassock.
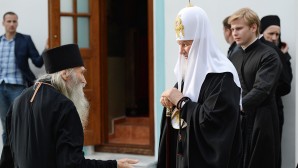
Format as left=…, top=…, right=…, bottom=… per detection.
left=260, top=36, right=293, bottom=138
left=229, top=39, right=282, bottom=168
left=0, top=83, right=117, bottom=168
left=157, top=72, right=242, bottom=168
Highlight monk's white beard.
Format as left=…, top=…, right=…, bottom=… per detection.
left=37, top=72, right=90, bottom=130
left=66, top=75, right=90, bottom=130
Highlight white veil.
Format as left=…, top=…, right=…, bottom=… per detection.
left=174, top=6, right=241, bottom=102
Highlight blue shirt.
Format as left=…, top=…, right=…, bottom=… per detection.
left=0, top=35, right=24, bottom=85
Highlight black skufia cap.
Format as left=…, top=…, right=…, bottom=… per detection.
left=42, top=44, right=84, bottom=74
left=260, top=15, right=280, bottom=34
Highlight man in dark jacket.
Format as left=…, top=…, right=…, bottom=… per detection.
left=222, top=16, right=239, bottom=58
left=0, top=11, right=48, bottom=144
left=0, top=44, right=138, bottom=168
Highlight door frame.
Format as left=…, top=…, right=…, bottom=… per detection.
left=95, top=0, right=155, bottom=155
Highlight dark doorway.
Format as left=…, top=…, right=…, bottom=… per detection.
left=106, top=0, right=150, bottom=146
left=107, top=0, right=148, bottom=118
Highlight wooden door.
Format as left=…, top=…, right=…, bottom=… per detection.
left=48, top=0, right=101, bottom=145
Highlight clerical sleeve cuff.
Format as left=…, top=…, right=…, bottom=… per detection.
left=177, top=97, right=191, bottom=110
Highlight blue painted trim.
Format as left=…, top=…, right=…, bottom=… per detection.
left=154, top=0, right=165, bottom=158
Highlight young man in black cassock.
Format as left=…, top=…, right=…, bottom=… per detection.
left=157, top=5, right=242, bottom=168
left=0, top=44, right=138, bottom=168
left=229, top=8, right=282, bottom=168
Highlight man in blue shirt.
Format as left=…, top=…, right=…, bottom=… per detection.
left=0, top=11, right=48, bottom=144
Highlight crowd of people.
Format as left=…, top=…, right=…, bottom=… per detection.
left=158, top=3, right=292, bottom=168
left=0, top=2, right=293, bottom=168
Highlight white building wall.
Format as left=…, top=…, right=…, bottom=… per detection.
left=296, top=0, right=298, bottom=165
left=164, top=0, right=296, bottom=167
left=0, top=0, right=297, bottom=167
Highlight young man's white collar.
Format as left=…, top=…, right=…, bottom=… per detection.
left=259, top=34, right=264, bottom=39
left=241, top=37, right=258, bottom=50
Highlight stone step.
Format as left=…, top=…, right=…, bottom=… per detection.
left=109, top=117, right=150, bottom=145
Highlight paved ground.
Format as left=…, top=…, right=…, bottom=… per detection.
left=85, top=152, right=157, bottom=168
left=0, top=128, right=156, bottom=167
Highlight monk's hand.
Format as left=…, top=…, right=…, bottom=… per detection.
left=280, top=42, right=289, bottom=54
left=117, top=158, right=139, bottom=168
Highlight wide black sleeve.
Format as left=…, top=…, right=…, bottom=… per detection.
left=276, top=52, right=292, bottom=97
left=242, top=51, right=282, bottom=109
left=157, top=82, right=181, bottom=168
left=184, top=73, right=242, bottom=167
left=0, top=106, right=14, bottom=168
left=55, top=102, right=117, bottom=168
left=25, top=35, right=44, bottom=67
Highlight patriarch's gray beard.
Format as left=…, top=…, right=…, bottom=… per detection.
left=181, top=56, right=188, bottom=80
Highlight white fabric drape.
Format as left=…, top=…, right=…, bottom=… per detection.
left=174, top=6, right=241, bottom=102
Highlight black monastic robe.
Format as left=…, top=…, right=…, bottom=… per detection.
left=229, top=39, right=282, bottom=168
left=0, top=83, right=117, bottom=168
left=260, top=36, right=292, bottom=137
left=157, top=72, right=242, bottom=168
left=228, top=41, right=239, bottom=58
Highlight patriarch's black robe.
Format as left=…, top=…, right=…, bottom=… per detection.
left=157, top=72, right=242, bottom=168
left=0, top=83, right=117, bottom=168
left=229, top=39, right=282, bottom=168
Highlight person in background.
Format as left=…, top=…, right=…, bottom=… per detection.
left=0, top=11, right=48, bottom=144
left=222, top=15, right=238, bottom=57
left=260, top=15, right=293, bottom=139
left=0, top=44, right=138, bottom=168
left=157, top=5, right=242, bottom=168
left=229, top=8, right=282, bottom=168
left=260, top=15, right=293, bottom=168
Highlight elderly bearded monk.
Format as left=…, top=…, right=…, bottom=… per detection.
left=0, top=44, right=138, bottom=168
